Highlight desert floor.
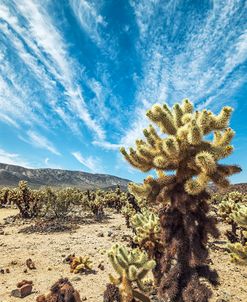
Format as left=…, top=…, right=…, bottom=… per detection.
left=0, top=208, right=247, bottom=302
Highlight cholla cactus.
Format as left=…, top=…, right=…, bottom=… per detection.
left=70, top=256, right=93, bottom=274
left=218, top=192, right=246, bottom=242
left=106, top=244, right=155, bottom=302
left=88, top=190, right=106, bottom=220
left=120, top=99, right=241, bottom=302
left=121, top=203, right=136, bottom=229
left=0, top=187, right=9, bottom=207
left=131, top=210, right=160, bottom=250
left=8, top=181, right=43, bottom=218
left=47, top=187, right=82, bottom=218
left=230, top=204, right=247, bottom=228
left=227, top=242, right=247, bottom=265
left=105, top=186, right=128, bottom=212
left=218, top=199, right=238, bottom=222
left=131, top=210, right=163, bottom=284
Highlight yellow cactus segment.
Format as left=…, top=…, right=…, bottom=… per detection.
left=181, top=98, right=194, bottom=114
left=184, top=173, right=209, bottom=195
left=173, top=103, right=183, bottom=127
left=162, top=136, right=179, bottom=159
left=195, top=151, right=216, bottom=174
left=213, top=106, right=233, bottom=129
left=187, top=120, right=202, bottom=145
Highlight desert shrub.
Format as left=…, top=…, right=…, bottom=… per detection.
left=227, top=203, right=247, bottom=265
left=44, top=187, right=82, bottom=218
left=8, top=181, right=44, bottom=218
left=120, top=99, right=241, bottom=301
left=218, top=191, right=247, bottom=242
left=0, top=187, right=9, bottom=207
left=82, top=189, right=106, bottom=220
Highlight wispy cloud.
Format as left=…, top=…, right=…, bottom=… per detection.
left=72, top=151, right=103, bottom=173
left=25, top=131, right=61, bottom=156
left=0, top=148, right=31, bottom=167
left=92, top=140, right=121, bottom=150
left=0, top=0, right=106, bottom=139
left=69, top=0, right=106, bottom=46
left=121, top=0, right=247, bottom=147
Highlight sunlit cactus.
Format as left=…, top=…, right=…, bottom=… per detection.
left=87, top=189, right=106, bottom=220
left=230, top=204, right=247, bottom=228
left=105, top=244, right=155, bottom=302
left=227, top=242, right=247, bottom=265
left=218, top=191, right=246, bottom=243
left=0, top=187, right=9, bottom=207
left=70, top=255, right=93, bottom=274
left=105, top=186, right=127, bottom=212
left=7, top=181, right=43, bottom=218
left=131, top=210, right=163, bottom=284
left=120, top=99, right=240, bottom=302
left=131, top=210, right=160, bottom=251
left=121, top=203, right=137, bottom=229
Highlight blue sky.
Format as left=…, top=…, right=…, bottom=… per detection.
left=0, top=0, right=246, bottom=183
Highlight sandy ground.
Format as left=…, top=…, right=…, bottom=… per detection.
left=0, top=208, right=247, bottom=302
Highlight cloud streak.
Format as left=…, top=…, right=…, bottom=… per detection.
left=72, top=151, right=103, bottom=173
left=121, top=0, right=247, bottom=147
left=25, top=131, right=61, bottom=156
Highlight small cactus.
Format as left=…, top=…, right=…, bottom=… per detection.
left=227, top=242, right=247, bottom=265
left=70, top=256, right=93, bottom=274
left=107, top=244, right=155, bottom=302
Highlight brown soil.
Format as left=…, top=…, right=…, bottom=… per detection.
left=0, top=208, right=246, bottom=302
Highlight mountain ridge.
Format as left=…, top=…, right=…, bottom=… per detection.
left=0, top=163, right=131, bottom=190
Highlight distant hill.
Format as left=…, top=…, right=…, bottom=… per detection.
left=210, top=183, right=247, bottom=194
left=0, top=163, right=131, bottom=190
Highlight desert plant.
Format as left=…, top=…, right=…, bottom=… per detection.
left=8, top=181, right=43, bottom=218
left=0, top=187, right=9, bottom=207
left=226, top=203, right=247, bottom=265
left=120, top=99, right=241, bottom=302
left=105, top=244, right=155, bottom=302
left=84, top=189, right=106, bottom=220
left=218, top=191, right=246, bottom=242
left=44, top=187, right=82, bottom=218
left=131, top=210, right=163, bottom=284
left=70, top=255, right=93, bottom=274
left=105, top=186, right=127, bottom=212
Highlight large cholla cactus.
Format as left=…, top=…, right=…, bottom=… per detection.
left=106, top=244, right=155, bottom=302
left=120, top=99, right=241, bottom=302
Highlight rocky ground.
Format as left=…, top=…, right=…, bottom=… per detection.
left=0, top=208, right=247, bottom=302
